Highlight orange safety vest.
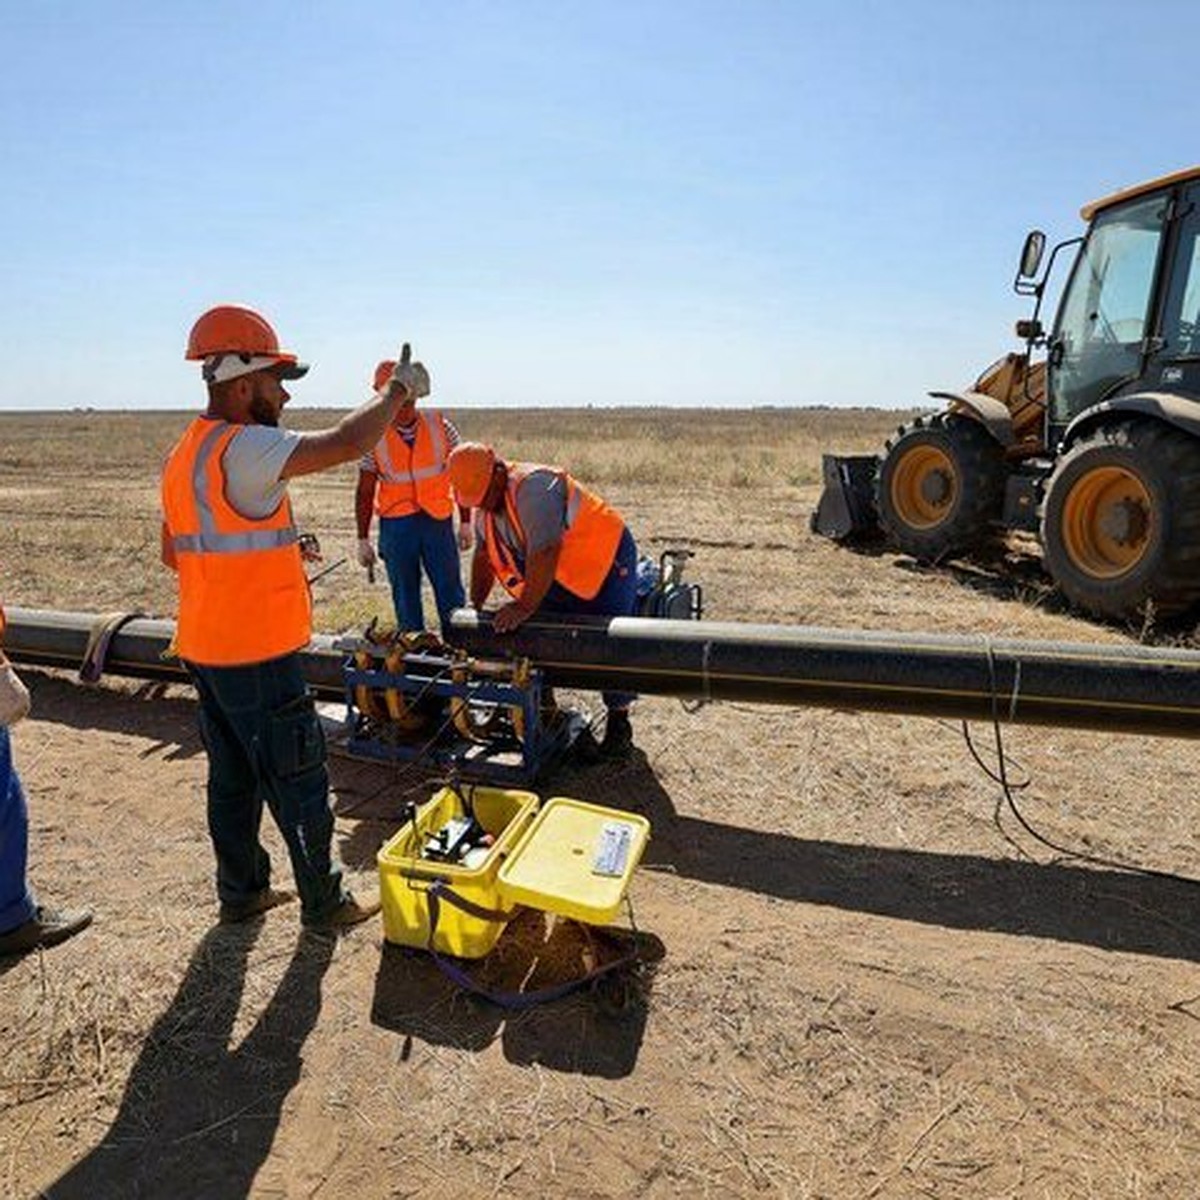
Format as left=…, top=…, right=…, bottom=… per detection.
left=369, top=412, right=454, bottom=519
left=161, top=417, right=311, bottom=666
left=483, top=464, right=624, bottom=601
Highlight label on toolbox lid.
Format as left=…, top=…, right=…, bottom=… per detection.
left=593, top=821, right=634, bottom=877
left=496, top=796, right=650, bottom=925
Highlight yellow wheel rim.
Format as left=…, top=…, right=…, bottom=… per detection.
left=1061, top=465, right=1152, bottom=579
left=890, top=445, right=958, bottom=528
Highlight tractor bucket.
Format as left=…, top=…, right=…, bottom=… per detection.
left=810, top=453, right=881, bottom=541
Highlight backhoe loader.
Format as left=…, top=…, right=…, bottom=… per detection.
left=813, top=165, right=1200, bottom=620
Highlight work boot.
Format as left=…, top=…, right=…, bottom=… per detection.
left=0, top=906, right=93, bottom=957
left=571, top=724, right=605, bottom=765
left=539, top=686, right=567, bottom=734
left=303, top=890, right=381, bottom=932
left=218, top=888, right=295, bottom=925
left=600, top=710, right=634, bottom=759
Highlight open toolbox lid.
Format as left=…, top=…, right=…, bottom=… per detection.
left=496, top=797, right=650, bottom=924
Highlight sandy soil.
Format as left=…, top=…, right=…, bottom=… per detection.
left=3, top=409, right=1200, bottom=1198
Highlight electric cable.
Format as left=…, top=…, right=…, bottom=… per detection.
left=967, top=641, right=1200, bottom=886
left=338, top=661, right=462, bottom=811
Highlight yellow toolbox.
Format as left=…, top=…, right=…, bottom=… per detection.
left=378, top=788, right=650, bottom=961
left=377, top=784, right=540, bottom=959
left=497, top=797, right=650, bottom=924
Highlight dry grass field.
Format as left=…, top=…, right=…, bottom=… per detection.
left=4, top=406, right=1200, bottom=1199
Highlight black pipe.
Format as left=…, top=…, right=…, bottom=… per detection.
left=445, top=609, right=1200, bottom=740
left=9, top=605, right=1200, bottom=740
left=3, top=608, right=347, bottom=699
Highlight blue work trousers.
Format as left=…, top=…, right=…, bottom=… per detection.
left=186, top=654, right=344, bottom=922
left=540, top=526, right=639, bottom=711
left=0, top=726, right=35, bottom=935
left=378, top=512, right=465, bottom=633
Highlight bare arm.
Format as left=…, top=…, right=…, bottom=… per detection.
left=161, top=521, right=177, bottom=571
left=282, top=385, right=407, bottom=479
left=469, top=543, right=496, bottom=609
left=493, top=539, right=562, bottom=632
left=355, top=469, right=378, bottom=538
left=515, top=542, right=560, bottom=614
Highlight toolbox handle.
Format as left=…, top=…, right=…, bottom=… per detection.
left=426, top=881, right=638, bottom=1010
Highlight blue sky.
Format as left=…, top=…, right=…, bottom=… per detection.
left=1, top=0, right=1197, bottom=411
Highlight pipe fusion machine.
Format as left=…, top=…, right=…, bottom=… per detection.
left=338, top=550, right=702, bottom=781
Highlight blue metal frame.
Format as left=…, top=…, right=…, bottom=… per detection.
left=341, top=653, right=583, bottom=785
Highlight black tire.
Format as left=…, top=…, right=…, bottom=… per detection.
left=875, top=413, right=1007, bottom=560
left=1040, top=420, right=1200, bottom=620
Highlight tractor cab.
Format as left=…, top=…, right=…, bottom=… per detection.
left=1017, top=165, right=1200, bottom=448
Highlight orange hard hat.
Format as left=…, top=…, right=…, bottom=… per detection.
left=186, top=304, right=307, bottom=382
left=448, top=442, right=497, bottom=507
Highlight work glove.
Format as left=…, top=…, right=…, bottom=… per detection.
left=356, top=538, right=377, bottom=570
left=457, top=523, right=473, bottom=551
left=0, top=660, right=31, bottom=727
left=387, top=344, right=431, bottom=401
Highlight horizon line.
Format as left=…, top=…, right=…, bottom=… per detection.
left=0, top=401, right=927, bottom=417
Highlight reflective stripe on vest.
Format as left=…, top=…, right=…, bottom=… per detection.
left=485, top=481, right=536, bottom=599
left=483, top=464, right=624, bottom=602
left=171, top=421, right=299, bottom=556
left=372, top=411, right=454, bottom=520
left=173, top=529, right=298, bottom=553
left=161, top=417, right=311, bottom=666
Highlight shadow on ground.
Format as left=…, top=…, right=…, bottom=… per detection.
left=20, top=668, right=204, bottom=761
left=18, top=667, right=428, bottom=870
left=891, top=546, right=1072, bottom=615
left=24, top=666, right=1200, bottom=964
left=370, top=910, right=665, bottom=1079
left=880, top=543, right=1200, bottom=640
left=48, top=922, right=335, bottom=1200
left=552, top=748, right=1200, bottom=964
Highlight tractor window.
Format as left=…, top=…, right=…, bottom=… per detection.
left=1050, top=195, right=1166, bottom=422
left=1180, top=245, right=1200, bottom=354
left=1163, top=220, right=1200, bottom=357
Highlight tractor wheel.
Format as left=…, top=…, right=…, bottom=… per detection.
left=875, top=413, right=1007, bottom=560
left=1040, top=421, right=1200, bottom=620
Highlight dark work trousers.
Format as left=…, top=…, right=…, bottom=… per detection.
left=540, top=525, right=639, bottom=711
left=186, top=653, right=344, bottom=922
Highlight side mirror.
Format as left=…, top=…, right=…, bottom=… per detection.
left=1018, top=230, right=1046, bottom=279
left=1015, top=318, right=1044, bottom=341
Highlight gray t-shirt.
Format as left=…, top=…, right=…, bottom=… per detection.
left=221, top=426, right=302, bottom=519
left=476, top=467, right=568, bottom=560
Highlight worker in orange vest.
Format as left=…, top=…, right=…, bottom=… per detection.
left=354, top=358, right=471, bottom=632
left=447, top=442, right=639, bottom=758
left=0, top=603, right=93, bottom=956
left=161, top=304, right=427, bottom=929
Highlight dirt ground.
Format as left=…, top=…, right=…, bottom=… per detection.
left=4, top=408, right=1200, bottom=1199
